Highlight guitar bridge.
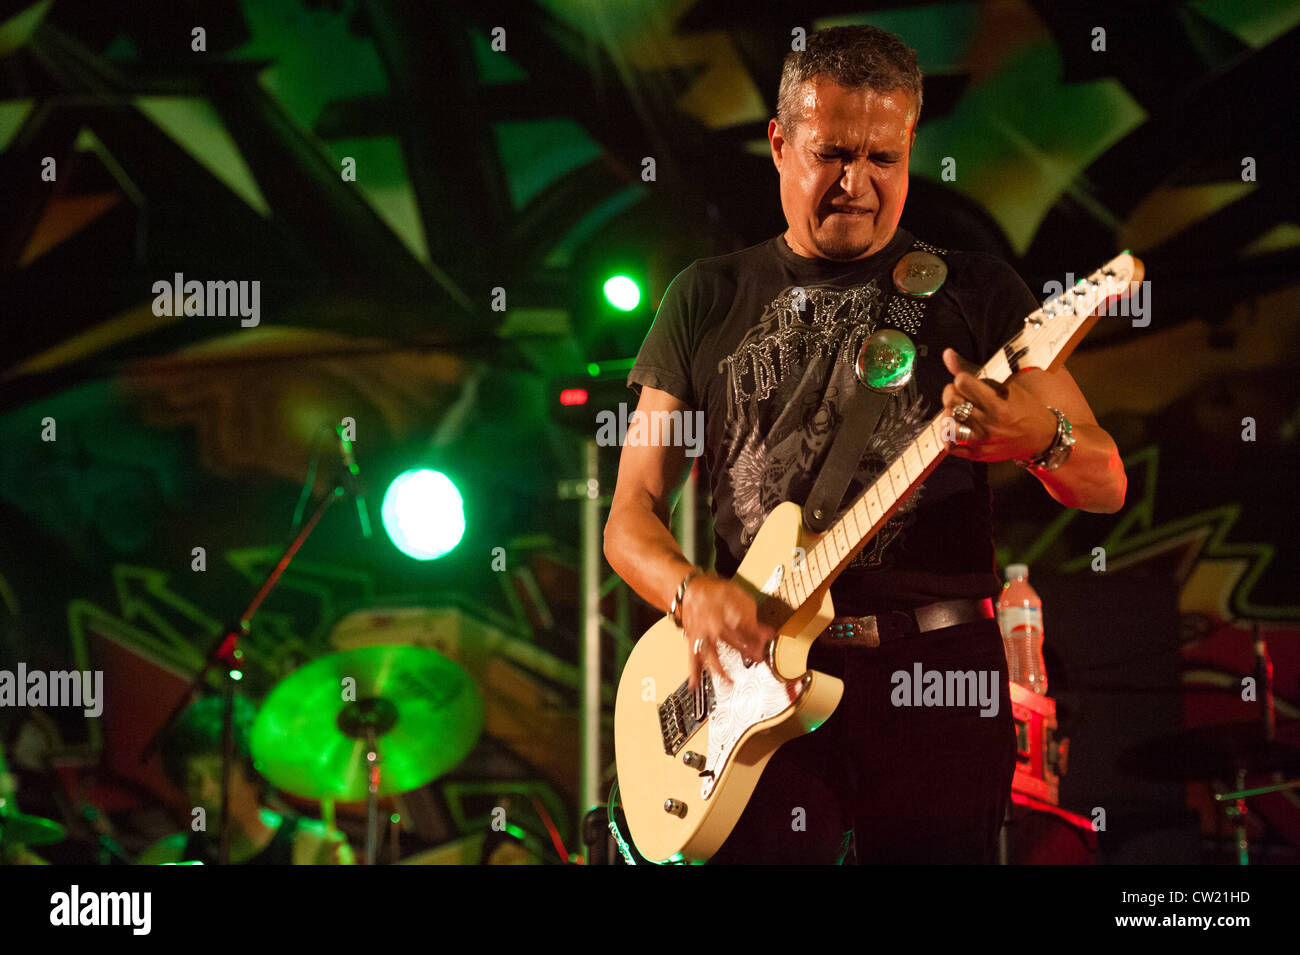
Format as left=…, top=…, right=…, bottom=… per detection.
left=658, top=672, right=716, bottom=756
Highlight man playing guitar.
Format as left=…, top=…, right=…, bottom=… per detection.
left=604, top=24, right=1125, bottom=864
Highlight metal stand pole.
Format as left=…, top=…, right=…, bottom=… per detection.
left=675, top=461, right=697, bottom=566
left=1226, top=767, right=1250, bottom=866
left=218, top=675, right=236, bottom=866
left=580, top=440, right=601, bottom=841
left=365, top=725, right=381, bottom=866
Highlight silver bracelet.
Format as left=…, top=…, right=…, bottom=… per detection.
left=669, top=570, right=705, bottom=627
left=1016, top=407, right=1075, bottom=472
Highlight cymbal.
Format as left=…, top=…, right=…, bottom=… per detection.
left=251, top=646, right=483, bottom=801
left=0, top=810, right=66, bottom=846
left=1119, top=721, right=1300, bottom=781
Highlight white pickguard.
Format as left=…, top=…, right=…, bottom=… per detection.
left=700, top=641, right=804, bottom=800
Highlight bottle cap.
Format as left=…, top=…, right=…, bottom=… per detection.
left=1004, top=563, right=1028, bottom=580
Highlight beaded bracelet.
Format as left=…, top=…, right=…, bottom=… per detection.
left=1015, top=407, right=1075, bottom=473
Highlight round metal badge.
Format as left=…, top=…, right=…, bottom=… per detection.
left=892, top=250, right=947, bottom=297
left=855, top=329, right=916, bottom=393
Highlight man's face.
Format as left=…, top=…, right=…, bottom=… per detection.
left=769, top=79, right=917, bottom=261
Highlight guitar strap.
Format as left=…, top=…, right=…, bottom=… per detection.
left=801, top=238, right=947, bottom=535
left=802, top=385, right=887, bottom=533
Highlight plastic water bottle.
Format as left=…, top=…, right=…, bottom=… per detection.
left=997, top=563, right=1048, bottom=694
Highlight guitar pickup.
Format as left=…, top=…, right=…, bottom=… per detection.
left=658, top=672, right=716, bottom=756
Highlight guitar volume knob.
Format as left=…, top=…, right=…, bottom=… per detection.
left=664, top=798, right=687, bottom=817
left=682, top=751, right=705, bottom=770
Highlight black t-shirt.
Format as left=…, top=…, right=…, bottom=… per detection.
left=628, top=227, right=1040, bottom=615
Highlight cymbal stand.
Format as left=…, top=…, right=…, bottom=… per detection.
left=364, top=724, right=381, bottom=866
left=1220, top=768, right=1251, bottom=866
left=337, top=695, right=395, bottom=865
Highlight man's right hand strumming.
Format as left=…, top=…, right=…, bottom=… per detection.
left=678, top=574, right=775, bottom=691
left=603, top=386, right=774, bottom=691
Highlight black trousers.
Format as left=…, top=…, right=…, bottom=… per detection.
left=709, top=617, right=1017, bottom=864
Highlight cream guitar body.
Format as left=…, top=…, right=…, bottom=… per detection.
left=614, top=502, right=843, bottom=862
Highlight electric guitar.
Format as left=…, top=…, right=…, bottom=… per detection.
left=613, top=252, right=1144, bottom=862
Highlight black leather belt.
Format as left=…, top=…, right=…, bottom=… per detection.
left=819, top=597, right=994, bottom=648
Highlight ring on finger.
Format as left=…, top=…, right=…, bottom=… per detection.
left=956, top=423, right=973, bottom=444
left=693, top=638, right=704, bottom=656
left=953, top=400, right=974, bottom=423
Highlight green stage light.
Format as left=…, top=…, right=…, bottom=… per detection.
left=381, top=469, right=465, bottom=560
left=603, top=275, right=641, bottom=312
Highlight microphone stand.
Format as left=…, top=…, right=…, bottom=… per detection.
left=142, top=474, right=353, bottom=864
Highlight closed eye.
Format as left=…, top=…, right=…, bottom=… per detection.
left=816, top=151, right=900, bottom=165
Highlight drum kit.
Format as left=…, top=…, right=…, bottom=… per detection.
left=249, top=644, right=483, bottom=864
left=1117, top=627, right=1299, bottom=864
left=1, top=644, right=484, bottom=865
left=1119, top=719, right=1300, bottom=865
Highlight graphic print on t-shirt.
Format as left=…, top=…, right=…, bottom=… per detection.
left=718, top=279, right=930, bottom=568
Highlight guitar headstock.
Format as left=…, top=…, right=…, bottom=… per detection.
left=1007, top=252, right=1146, bottom=374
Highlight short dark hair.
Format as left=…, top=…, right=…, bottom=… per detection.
left=160, top=694, right=260, bottom=791
left=776, top=25, right=923, bottom=135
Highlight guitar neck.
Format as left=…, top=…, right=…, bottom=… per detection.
left=758, top=250, right=1143, bottom=623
